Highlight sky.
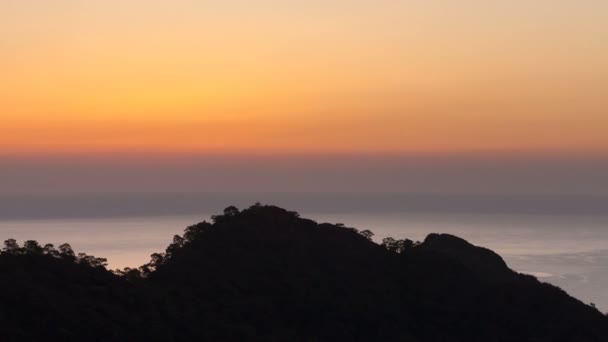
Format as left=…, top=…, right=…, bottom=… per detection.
left=1, top=1, right=607, bottom=194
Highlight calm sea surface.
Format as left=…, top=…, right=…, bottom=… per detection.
left=1, top=193, right=607, bottom=311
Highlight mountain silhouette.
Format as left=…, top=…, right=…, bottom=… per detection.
left=1, top=204, right=606, bottom=341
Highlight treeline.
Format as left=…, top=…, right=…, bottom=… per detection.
left=2, top=238, right=108, bottom=268
left=2, top=204, right=422, bottom=279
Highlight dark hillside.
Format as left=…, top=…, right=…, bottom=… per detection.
left=0, top=247, right=164, bottom=341
left=1, top=204, right=606, bottom=341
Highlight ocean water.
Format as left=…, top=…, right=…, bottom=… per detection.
left=0, top=193, right=607, bottom=311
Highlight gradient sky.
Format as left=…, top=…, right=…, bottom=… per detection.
left=1, top=1, right=607, bottom=193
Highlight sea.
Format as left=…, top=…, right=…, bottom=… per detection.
left=1, top=192, right=607, bottom=311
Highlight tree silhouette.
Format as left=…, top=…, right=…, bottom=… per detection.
left=224, top=206, right=240, bottom=216
left=43, top=243, right=59, bottom=257
left=58, top=243, right=76, bottom=261
left=359, top=229, right=374, bottom=241
left=3, top=238, right=21, bottom=254
left=23, top=240, right=43, bottom=254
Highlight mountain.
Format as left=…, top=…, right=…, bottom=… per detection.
left=0, top=204, right=606, bottom=341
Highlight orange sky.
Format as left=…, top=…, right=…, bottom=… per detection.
left=1, top=1, right=607, bottom=156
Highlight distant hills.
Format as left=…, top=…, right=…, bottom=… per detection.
left=1, top=204, right=606, bottom=341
